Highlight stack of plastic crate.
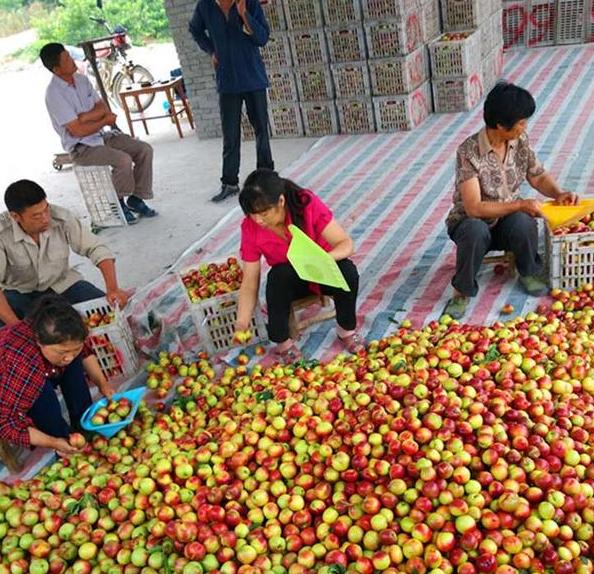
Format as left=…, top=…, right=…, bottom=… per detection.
left=363, top=0, right=431, bottom=132
left=260, top=0, right=302, bottom=137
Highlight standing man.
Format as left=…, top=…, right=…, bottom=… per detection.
left=189, top=0, right=275, bottom=203
left=0, top=179, right=129, bottom=326
left=40, top=43, right=157, bottom=224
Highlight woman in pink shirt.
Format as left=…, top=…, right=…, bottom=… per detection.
left=235, top=169, right=363, bottom=362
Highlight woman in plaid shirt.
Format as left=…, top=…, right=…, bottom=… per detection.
left=0, top=296, right=113, bottom=457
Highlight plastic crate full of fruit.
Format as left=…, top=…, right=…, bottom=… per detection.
left=178, top=257, right=267, bottom=355
left=75, top=297, right=139, bottom=382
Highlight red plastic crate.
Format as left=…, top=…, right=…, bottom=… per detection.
left=365, top=13, right=424, bottom=57
left=429, top=30, right=482, bottom=79
left=322, top=0, right=362, bottom=25
left=368, top=45, right=429, bottom=96
left=373, top=81, right=432, bottom=131
left=331, top=60, right=371, bottom=98
left=326, top=24, right=367, bottom=63
left=295, top=65, right=334, bottom=101
left=261, top=32, right=293, bottom=68
left=432, top=71, right=484, bottom=112
left=300, top=101, right=340, bottom=135
left=260, top=0, right=287, bottom=30
left=336, top=98, right=376, bottom=133
left=269, top=103, right=304, bottom=137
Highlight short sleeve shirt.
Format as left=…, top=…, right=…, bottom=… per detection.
left=240, top=191, right=333, bottom=266
left=446, top=128, right=546, bottom=231
left=45, top=73, right=104, bottom=152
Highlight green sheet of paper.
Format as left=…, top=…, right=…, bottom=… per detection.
left=287, top=224, right=350, bottom=291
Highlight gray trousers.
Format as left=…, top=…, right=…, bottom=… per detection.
left=449, top=212, right=543, bottom=297
left=71, top=133, right=153, bottom=200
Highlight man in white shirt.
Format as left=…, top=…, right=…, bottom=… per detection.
left=40, top=42, right=157, bottom=224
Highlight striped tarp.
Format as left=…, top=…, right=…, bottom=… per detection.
left=128, top=44, right=594, bottom=362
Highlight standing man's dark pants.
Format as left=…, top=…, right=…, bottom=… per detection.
left=2, top=280, right=104, bottom=323
left=220, top=89, right=274, bottom=186
left=266, top=259, right=359, bottom=343
left=449, top=212, right=543, bottom=297
left=27, top=356, right=92, bottom=438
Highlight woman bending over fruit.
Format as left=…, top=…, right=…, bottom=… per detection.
left=234, top=169, right=364, bottom=362
left=0, top=296, right=113, bottom=457
left=444, top=81, right=578, bottom=319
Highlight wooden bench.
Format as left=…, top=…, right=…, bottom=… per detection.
left=484, top=251, right=515, bottom=275
left=288, top=295, right=336, bottom=339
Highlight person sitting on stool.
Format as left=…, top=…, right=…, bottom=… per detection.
left=443, top=81, right=577, bottom=319
left=0, top=179, right=129, bottom=326
left=40, top=42, right=157, bottom=224
left=234, top=169, right=364, bottom=362
left=0, top=296, right=114, bottom=458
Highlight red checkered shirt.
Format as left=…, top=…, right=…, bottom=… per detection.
left=0, top=320, right=91, bottom=447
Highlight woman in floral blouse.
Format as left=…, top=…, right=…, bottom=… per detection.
left=444, top=81, right=577, bottom=319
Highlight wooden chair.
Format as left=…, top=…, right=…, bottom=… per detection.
left=484, top=251, right=516, bottom=275
left=0, top=440, right=23, bottom=474
left=288, top=295, right=336, bottom=339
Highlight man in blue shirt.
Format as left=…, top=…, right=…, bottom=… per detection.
left=40, top=43, right=157, bottom=224
left=189, top=0, right=275, bottom=202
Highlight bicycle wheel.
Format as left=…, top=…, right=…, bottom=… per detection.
left=112, top=65, right=155, bottom=112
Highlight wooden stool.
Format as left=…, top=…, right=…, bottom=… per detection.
left=0, top=440, right=23, bottom=474
left=288, top=295, right=336, bottom=339
left=484, top=251, right=516, bottom=275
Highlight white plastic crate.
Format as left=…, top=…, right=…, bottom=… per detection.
left=481, top=45, right=504, bottom=92
left=527, top=0, right=555, bottom=46
left=368, top=45, right=429, bottom=96
left=289, top=29, right=329, bottom=66
left=300, top=101, right=340, bottom=135
left=545, top=227, right=594, bottom=290
left=260, top=0, right=287, bottom=30
left=421, top=0, right=442, bottom=41
left=75, top=297, right=139, bottom=382
left=331, top=61, right=371, bottom=98
left=365, top=14, right=424, bottom=58
left=440, top=0, right=491, bottom=30
left=241, top=111, right=256, bottom=141
left=479, top=9, right=501, bottom=57
left=361, top=0, right=422, bottom=20
left=261, top=32, right=293, bottom=68
left=491, top=8, right=504, bottom=47
left=322, top=0, right=363, bottom=25
left=326, top=24, right=367, bottom=63
left=336, top=98, right=376, bottom=133
left=502, top=0, right=528, bottom=48
left=73, top=165, right=127, bottom=228
left=555, top=0, right=591, bottom=44
left=373, top=81, right=432, bottom=131
left=429, top=30, right=482, bottom=79
left=268, top=68, right=298, bottom=103
left=178, top=272, right=268, bottom=355
left=269, top=103, right=304, bottom=137
left=432, top=71, right=484, bottom=112
left=282, top=0, right=323, bottom=29
left=295, top=65, right=334, bottom=101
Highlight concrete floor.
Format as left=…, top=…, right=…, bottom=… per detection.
left=0, top=42, right=317, bottom=291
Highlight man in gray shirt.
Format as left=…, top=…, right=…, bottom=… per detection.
left=40, top=42, right=157, bottom=224
left=0, top=179, right=129, bottom=326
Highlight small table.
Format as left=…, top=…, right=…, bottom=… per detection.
left=119, top=77, right=195, bottom=139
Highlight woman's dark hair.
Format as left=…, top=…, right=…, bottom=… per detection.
left=483, top=81, right=536, bottom=130
left=5, top=180, right=47, bottom=214
left=39, top=42, right=66, bottom=72
left=239, top=169, right=311, bottom=228
left=28, top=295, right=87, bottom=346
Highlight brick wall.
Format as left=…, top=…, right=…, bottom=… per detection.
left=164, top=0, right=222, bottom=138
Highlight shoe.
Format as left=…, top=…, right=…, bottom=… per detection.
left=274, top=342, right=302, bottom=364
left=337, top=332, right=366, bottom=354
left=127, top=196, right=157, bottom=217
left=520, top=275, right=549, bottom=297
left=119, top=201, right=138, bottom=225
left=211, top=184, right=240, bottom=203
left=443, top=296, right=469, bottom=319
